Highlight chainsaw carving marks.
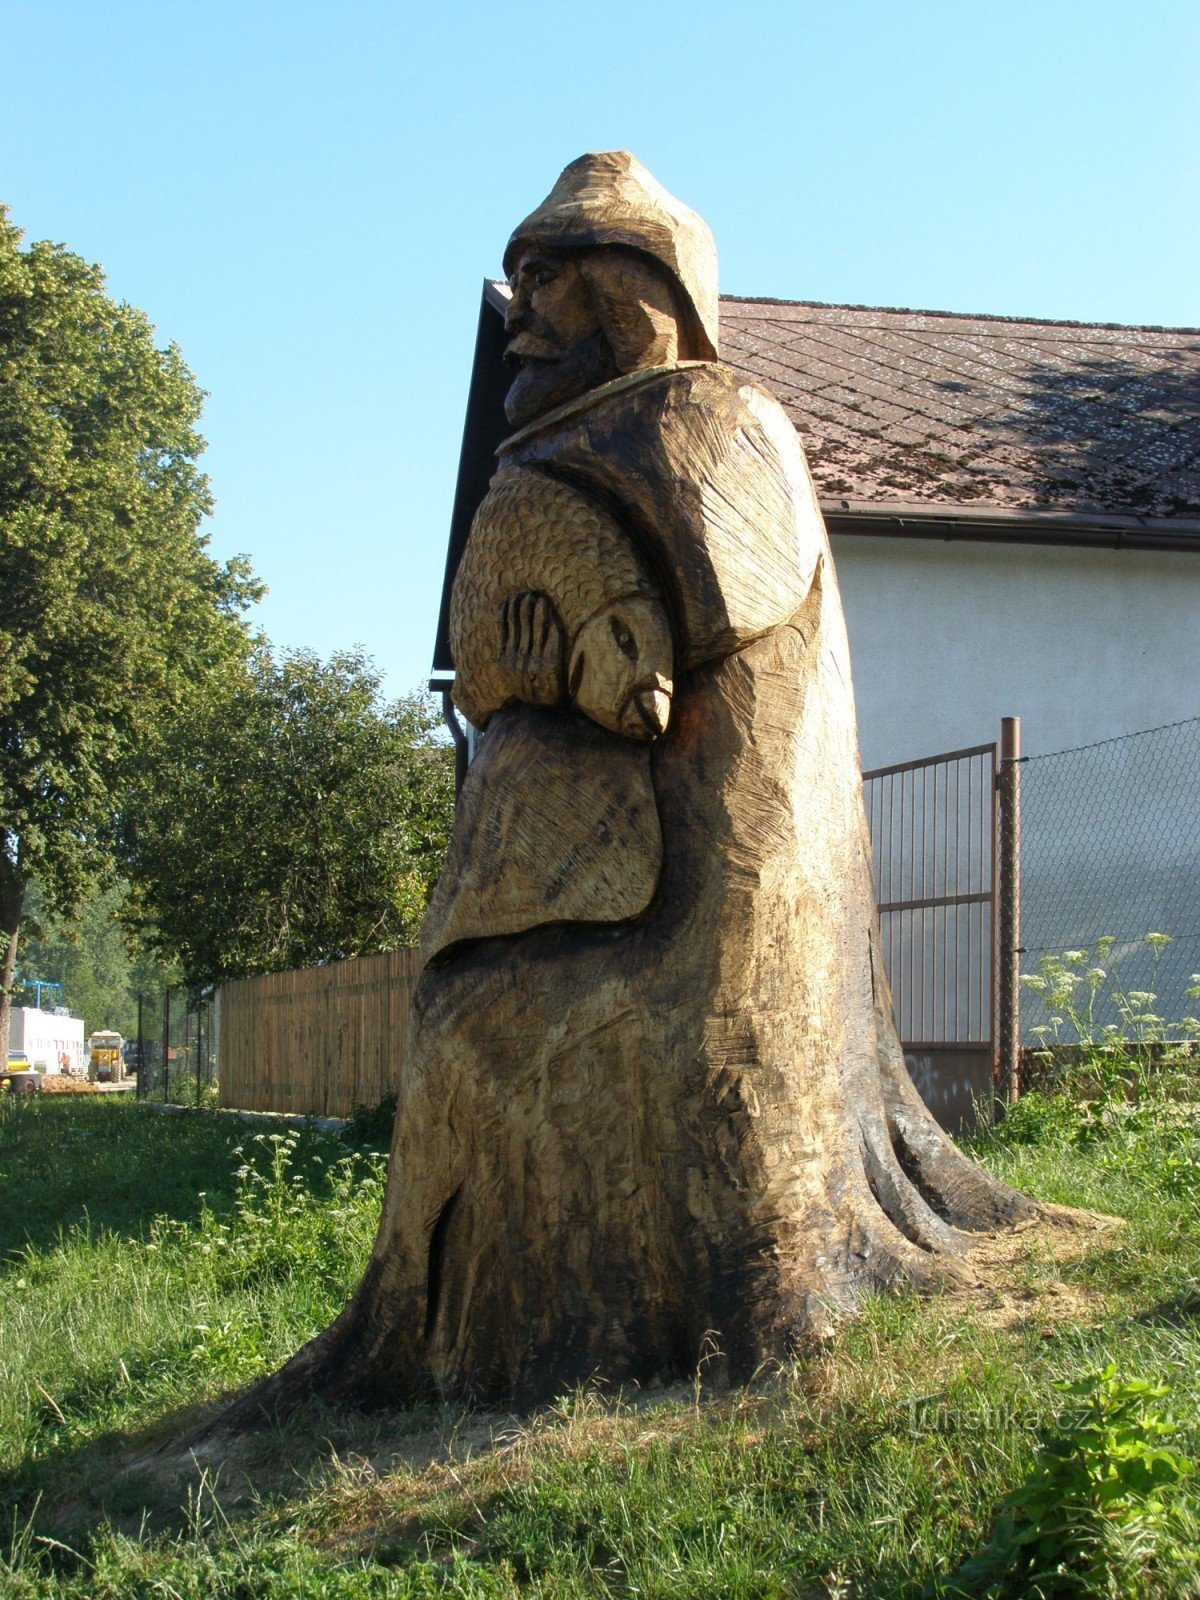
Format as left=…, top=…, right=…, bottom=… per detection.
left=220, top=151, right=1035, bottom=1426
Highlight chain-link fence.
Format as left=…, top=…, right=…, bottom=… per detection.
left=134, top=987, right=220, bottom=1104
left=1020, top=717, right=1200, bottom=1043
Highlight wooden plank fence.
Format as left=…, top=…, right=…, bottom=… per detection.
left=218, top=949, right=421, bottom=1119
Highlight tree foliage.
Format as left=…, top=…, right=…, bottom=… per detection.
left=120, top=647, right=455, bottom=986
left=15, top=877, right=178, bottom=1038
left=0, top=203, right=258, bottom=1053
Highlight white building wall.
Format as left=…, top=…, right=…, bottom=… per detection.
left=834, top=534, right=1200, bottom=1033
left=832, top=536, right=1200, bottom=767
left=9, top=1008, right=86, bottom=1072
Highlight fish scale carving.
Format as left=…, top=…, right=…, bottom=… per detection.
left=451, top=466, right=662, bottom=720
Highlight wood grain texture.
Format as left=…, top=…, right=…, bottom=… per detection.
left=503, top=151, right=720, bottom=364
left=419, top=705, right=661, bottom=960
left=218, top=153, right=1034, bottom=1429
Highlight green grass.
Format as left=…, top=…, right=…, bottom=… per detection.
left=0, top=1101, right=385, bottom=1519
left=1, top=1079, right=1199, bottom=1598
left=0, top=1096, right=260, bottom=1258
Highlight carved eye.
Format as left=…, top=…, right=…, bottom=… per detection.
left=609, top=615, right=637, bottom=660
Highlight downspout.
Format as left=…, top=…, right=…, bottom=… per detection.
left=441, top=690, right=469, bottom=798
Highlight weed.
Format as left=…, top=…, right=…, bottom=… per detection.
left=2, top=1061, right=1200, bottom=1596
left=1021, top=934, right=1200, bottom=1062
left=0, top=1106, right=383, bottom=1495
left=153, top=1129, right=386, bottom=1297
left=345, top=1092, right=399, bottom=1147
left=943, top=1365, right=1196, bottom=1597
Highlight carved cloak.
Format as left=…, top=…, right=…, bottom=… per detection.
left=298, top=361, right=1031, bottom=1407
left=424, top=363, right=824, bottom=959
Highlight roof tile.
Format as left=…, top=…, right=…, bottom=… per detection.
left=720, top=298, right=1200, bottom=518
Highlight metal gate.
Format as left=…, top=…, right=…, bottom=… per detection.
left=863, top=719, right=1020, bottom=1131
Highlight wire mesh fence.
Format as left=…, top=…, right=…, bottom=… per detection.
left=1019, top=716, right=1200, bottom=1043
left=134, top=987, right=220, bottom=1104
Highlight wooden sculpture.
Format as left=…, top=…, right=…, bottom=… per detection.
left=230, top=152, right=1035, bottom=1418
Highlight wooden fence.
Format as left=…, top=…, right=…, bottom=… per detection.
left=218, top=949, right=421, bottom=1119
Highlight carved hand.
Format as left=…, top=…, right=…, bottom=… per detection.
left=498, top=591, right=565, bottom=707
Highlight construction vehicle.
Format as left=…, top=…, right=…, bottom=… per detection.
left=2, top=1052, right=39, bottom=1094
left=88, top=1031, right=125, bottom=1083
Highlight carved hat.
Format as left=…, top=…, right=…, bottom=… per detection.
left=504, top=151, right=719, bottom=361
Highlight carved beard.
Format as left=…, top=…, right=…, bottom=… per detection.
left=504, top=331, right=620, bottom=429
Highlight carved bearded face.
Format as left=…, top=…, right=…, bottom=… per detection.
left=503, top=248, right=618, bottom=428
left=503, top=245, right=693, bottom=428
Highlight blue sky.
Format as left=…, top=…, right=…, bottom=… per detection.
left=3, top=0, right=1197, bottom=696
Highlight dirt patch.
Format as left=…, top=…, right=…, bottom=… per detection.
left=951, top=1202, right=1121, bottom=1332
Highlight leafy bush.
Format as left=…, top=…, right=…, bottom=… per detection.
left=945, top=1366, right=1195, bottom=1597
left=345, top=1091, right=398, bottom=1147
left=982, top=1089, right=1082, bottom=1149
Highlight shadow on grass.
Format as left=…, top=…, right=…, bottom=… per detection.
left=14, top=1352, right=1151, bottom=1597
left=0, top=1383, right=461, bottom=1552
left=4, top=1399, right=954, bottom=1600
left=1133, top=1287, right=1200, bottom=1328
left=0, top=1096, right=351, bottom=1262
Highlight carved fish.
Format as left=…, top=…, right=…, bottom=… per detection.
left=451, top=465, right=663, bottom=725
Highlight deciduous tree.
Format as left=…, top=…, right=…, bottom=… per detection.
left=119, top=647, right=455, bottom=986
left=16, top=877, right=177, bottom=1039
left=0, top=205, right=257, bottom=1061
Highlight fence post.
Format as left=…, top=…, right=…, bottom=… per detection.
left=997, top=716, right=1022, bottom=1104
left=136, top=993, right=144, bottom=1099
left=162, top=988, right=171, bottom=1102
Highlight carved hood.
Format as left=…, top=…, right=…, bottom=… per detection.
left=503, top=151, right=720, bottom=363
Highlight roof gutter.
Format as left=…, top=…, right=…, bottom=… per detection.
left=822, top=500, right=1200, bottom=554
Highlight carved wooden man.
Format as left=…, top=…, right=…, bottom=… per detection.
left=239, top=153, right=1034, bottom=1417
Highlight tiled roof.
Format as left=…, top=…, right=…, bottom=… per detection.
left=720, top=298, right=1200, bottom=521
